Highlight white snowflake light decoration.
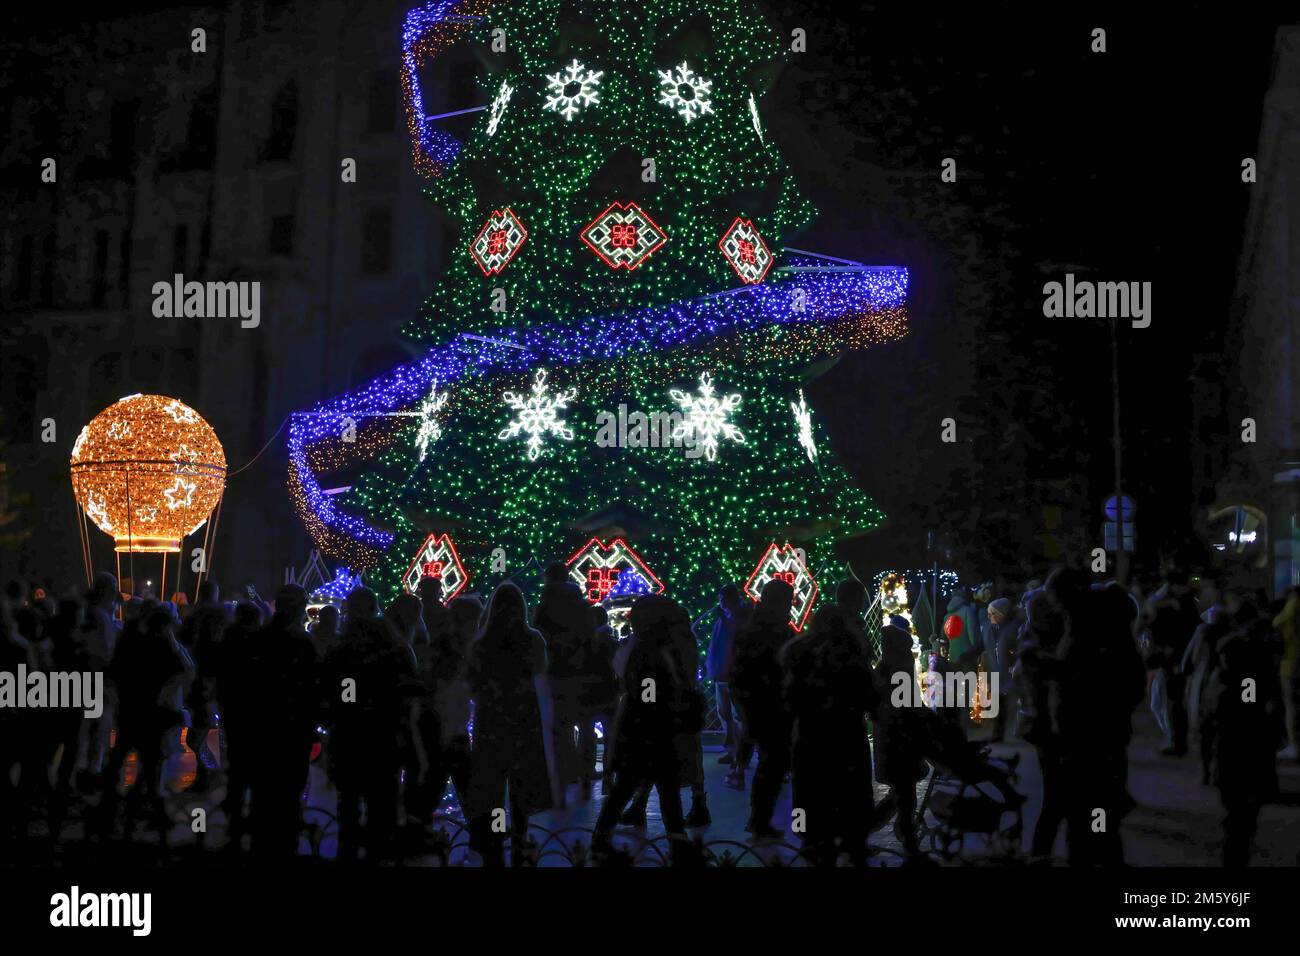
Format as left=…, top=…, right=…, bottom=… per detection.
left=748, top=93, right=763, bottom=142
left=658, top=61, right=714, bottom=124
left=486, top=79, right=514, bottom=136
left=414, top=381, right=449, bottom=462
left=791, top=389, right=817, bottom=462
left=544, top=59, right=603, bottom=121
left=670, top=372, right=745, bottom=462
left=499, top=368, right=578, bottom=461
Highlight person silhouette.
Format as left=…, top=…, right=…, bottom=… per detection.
left=99, top=606, right=192, bottom=838
left=322, top=587, right=424, bottom=864
left=873, top=619, right=927, bottom=859
left=214, top=601, right=265, bottom=846
left=464, top=582, right=555, bottom=866
left=731, top=578, right=795, bottom=840
left=783, top=604, right=878, bottom=864
left=592, top=595, right=699, bottom=859
left=532, top=562, right=592, bottom=808
left=243, top=584, right=319, bottom=859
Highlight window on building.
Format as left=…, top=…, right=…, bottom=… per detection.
left=172, top=347, right=198, bottom=389
left=39, top=232, right=56, bottom=307
left=367, top=70, right=396, bottom=134
left=131, top=345, right=165, bottom=386
left=15, top=235, right=33, bottom=302
left=172, top=223, right=189, bottom=277
left=90, top=352, right=122, bottom=407
left=262, top=78, right=299, bottom=162
left=109, top=100, right=141, bottom=175
left=360, top=207, right=393, bottom=275
left=118, top=227, right=132, bottom=305
left=268, top=213, right=294, bottom=257
left=91, top=230, right=109, bottom=308
left=1, top=354, right=37, bottom=442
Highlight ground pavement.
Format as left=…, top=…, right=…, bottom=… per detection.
left=38, top=708, right=1300, bottom=866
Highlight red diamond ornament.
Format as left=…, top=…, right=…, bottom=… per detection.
left=580, top=201, right=667, bottom=271
left=565, top=537, right=665, bottom=605
left=471, top=207, right=528, bottom=276
left=401, top=532, right=469, bottom=602
left=719, top=216, right=774, bottom=285
left=743, top=542, right=818, bottom=632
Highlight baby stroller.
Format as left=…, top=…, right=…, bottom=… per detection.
left=913, top=713, right=1025, bottom=862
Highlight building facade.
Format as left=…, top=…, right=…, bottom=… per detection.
left=0, top=0, right=474, bottom=592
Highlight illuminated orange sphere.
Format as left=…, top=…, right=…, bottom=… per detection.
left=70, top=394, right=226, bottom=553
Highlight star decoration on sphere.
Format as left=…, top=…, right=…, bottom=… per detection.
left=498, top=368, right=578, bottom=461
left=170, top=444, right=200, bottom=474
left=486, top=79, right=514, bottom=137
left=136, top=506, right=158, bottom=523
left=544, top=59, right=603, bottom=121
left=670, top=372, right=745, bottom=462
left=164, top=400, right=198, bottom=424
left=86, top=492, right=113, bottom=532
left=470, top=207, right=528, bottom=276
left=719, top=216, right=774, bottom=285
left=791, top=389, right=817, bottom=462
left=108, top=420, right=131, bottom=440
left=580, top=201, right=667, bottom=270
left=163, top=477, right=197, bottom=510
left=658, top=61, right=714, bottom=124
left=413, top=381, right=449, bottom=462
left=748, top=93, right=763, bottom=142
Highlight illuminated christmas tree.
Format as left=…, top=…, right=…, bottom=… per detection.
left=289, top=0, right=908, bottom=625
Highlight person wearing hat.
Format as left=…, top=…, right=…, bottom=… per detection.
left=986, top=597, right=1023, bottom=741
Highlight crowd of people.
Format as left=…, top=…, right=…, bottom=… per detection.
left=1, top=560, right=1296, bottom=867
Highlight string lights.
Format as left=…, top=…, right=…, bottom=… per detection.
left=289, top=0, right=908, bottom=617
